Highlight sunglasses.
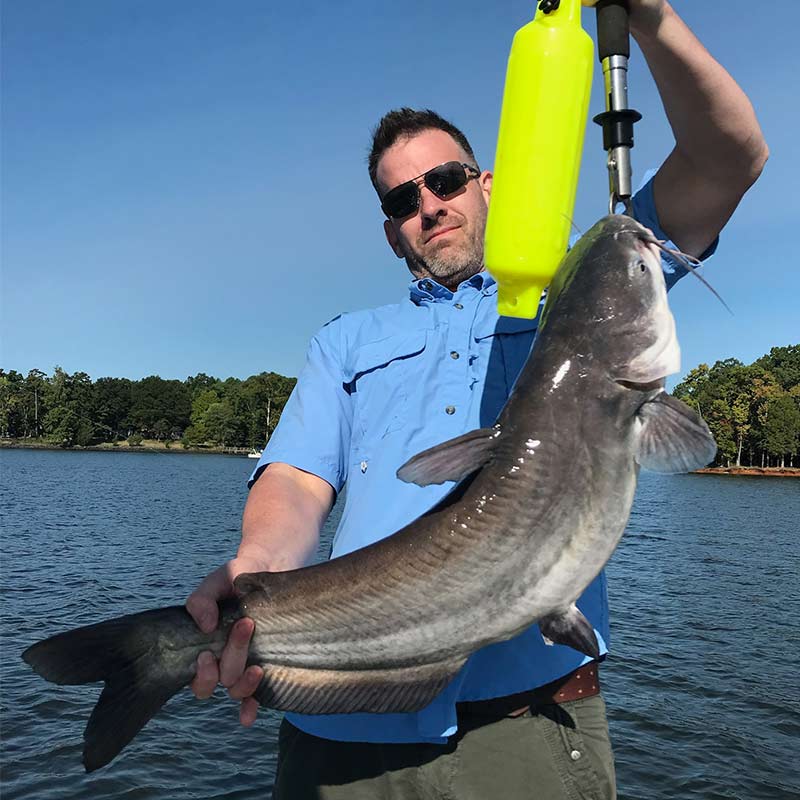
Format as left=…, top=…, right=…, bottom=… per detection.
left=381, top=161, right=480, bottom=219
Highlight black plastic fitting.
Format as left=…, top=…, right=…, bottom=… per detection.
left=595, top=0, right=630, bottom=60
left=592, top=108, right=642, bottom=150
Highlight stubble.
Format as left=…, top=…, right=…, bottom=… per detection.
left=398, top=202, right=488, bottom=291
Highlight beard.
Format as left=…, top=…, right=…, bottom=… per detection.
left=398, top=203, right=488, bottom=291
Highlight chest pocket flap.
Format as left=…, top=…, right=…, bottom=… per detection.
left=473, top=315, right=538, bottom=342
left=343, top=331, right=428, bottom=449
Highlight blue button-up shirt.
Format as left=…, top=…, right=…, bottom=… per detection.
left=251, top=176, right=715, bottom=743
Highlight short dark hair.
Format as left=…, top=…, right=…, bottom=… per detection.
left=368, top=108, right=478, bottom=195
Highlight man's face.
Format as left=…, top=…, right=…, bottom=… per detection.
left=376, top=129, right=492, bottom=291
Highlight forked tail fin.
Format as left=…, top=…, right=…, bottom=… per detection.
left=22, top=606, right=197, bottom=772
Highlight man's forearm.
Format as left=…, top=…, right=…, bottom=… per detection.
left=239, top=462, right=334, bottom=571
left=625, top=1, right=767, bottom=255
left=632, top=2, right=767, bottom=182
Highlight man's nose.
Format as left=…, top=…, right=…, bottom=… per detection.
left=418, top=185, right=448, bottom=224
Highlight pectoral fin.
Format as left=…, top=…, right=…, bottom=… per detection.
left=539, top=605, right=600, bottom=660
left=397, top=427, right=498, bottom=486
left=635, top=392, right=717, bottom=473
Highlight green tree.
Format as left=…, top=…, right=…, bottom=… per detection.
left=183, top=388, right=222, bottom=445
left=760, top=393, right=800, bottom=468
left=185, top=373, right=220, bottom=400
left=93, top=377, right=133, bottom=441
left=673, top=363, right=711, bottom=414
left=42, top=368, right=95, bottom=446
left=203, top=400, right=240, bottom=446
left=23, top=369, right=49, bottom=438
left=756, top=345, right=800, bottom=391
left=238, top=372, right=297, bottom=448
left=752, top=372, right=784, bottom=467
left=129, top=376, right=191, bottom=438
left=0, top=370, right=25, bottom=437
left=730, top=392, right=751, bottom=467
left=675, top=361, right=744, bottom=466
left=706, top=398, right=736, bottom=466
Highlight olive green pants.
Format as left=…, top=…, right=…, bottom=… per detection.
left=272, top=694, right=616, bottom=800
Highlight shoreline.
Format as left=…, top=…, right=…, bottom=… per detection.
left=693, top=466, right=799, bottom=478
left=0, top=439, right=257, bottom=458
left=3, top=440, right=796, bottom=475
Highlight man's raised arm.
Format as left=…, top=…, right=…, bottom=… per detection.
left=630, top=0, right=768, bottom=256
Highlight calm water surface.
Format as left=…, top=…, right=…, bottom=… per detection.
left=1, top=448, right=798, bottom=799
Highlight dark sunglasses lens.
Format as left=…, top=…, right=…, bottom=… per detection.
left=382, top=182, right=419, bottom=218
left=382, top=163, right=472, bottom=218
left=425, top=162, right=468, bottom=198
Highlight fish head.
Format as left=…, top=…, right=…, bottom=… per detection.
left=540, top=215, right=679, bottom=389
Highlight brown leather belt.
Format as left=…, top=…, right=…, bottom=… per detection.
left=455, top=662, right=600, bottom=719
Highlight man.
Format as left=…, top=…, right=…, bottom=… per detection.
left=186, top=2, right=767, bottom=797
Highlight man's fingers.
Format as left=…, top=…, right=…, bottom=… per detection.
left=186, top=567, right=232, bottom=633
left=186, top=561, right=263, bottom=708
left=190, top=651, right=219, bottom=700
left=219, top=618, right=255, bottom=687
left=240, top=696, right=260, bottom=727
left=228, top=665, right=264, bottom=701
left=186, top=592, right=219, bottom=634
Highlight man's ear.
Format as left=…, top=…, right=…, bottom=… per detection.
left=383, top=219, right=405, bottom=259
left=480, top=170, right=493, bottom=205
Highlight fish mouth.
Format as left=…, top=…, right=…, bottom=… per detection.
left=616, top=378, right=665, bottom=392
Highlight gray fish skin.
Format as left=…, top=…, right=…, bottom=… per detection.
left=22, top=215, right=717, bottom=771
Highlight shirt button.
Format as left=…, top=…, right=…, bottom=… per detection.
left=570, top=750, right=582, bottom=761
left=445, top=405, right=456, bottom=415
left=454, top=303, right=463, bottom=310
left=360, top=461, right=368, bottom=473
left=450, top=351, right=460, bottom=360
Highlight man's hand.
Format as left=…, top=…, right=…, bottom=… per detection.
left=186, top=462, right=334, bottom=726
left=186, top=558, right=266, bottom=727
left=581, top=0, right=666, bottom=34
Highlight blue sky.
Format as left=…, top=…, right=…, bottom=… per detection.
left=2, top=0, right=797, bottom=386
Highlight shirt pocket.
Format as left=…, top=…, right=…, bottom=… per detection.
left=342, top=331, right=427, bottom=459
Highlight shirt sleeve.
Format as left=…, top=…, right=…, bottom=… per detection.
left=631, top=170, right=719, bottom=291
left=248, top=316, right=352, bottom=493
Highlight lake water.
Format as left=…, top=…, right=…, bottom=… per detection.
left=1, top=448, right=798, bottom=799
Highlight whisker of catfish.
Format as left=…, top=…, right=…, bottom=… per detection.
left=643, top=234, right=733, bottom=315
left=561, top=213, right=584, bottom=239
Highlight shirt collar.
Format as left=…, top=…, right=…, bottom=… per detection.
left=408, top=270, right=497, bottom=304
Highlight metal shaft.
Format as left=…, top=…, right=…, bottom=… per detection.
left=602, top=53, right=633, bottom=207
left=593, top=0, right=641, bottom=214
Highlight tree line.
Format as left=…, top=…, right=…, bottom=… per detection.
left=1, top=344, right=798, bottom=465
left=0, top=368, right=296, bottom=450
left=672, top=345, right=799, bottom=468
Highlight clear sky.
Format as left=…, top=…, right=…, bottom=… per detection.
left=2, top=0, right=798, bottom=386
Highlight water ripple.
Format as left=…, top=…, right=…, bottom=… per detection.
left=2, top=450, right=799, bottom=798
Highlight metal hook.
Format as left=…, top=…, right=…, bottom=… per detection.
left=608, top=191, right=633, bottom=217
